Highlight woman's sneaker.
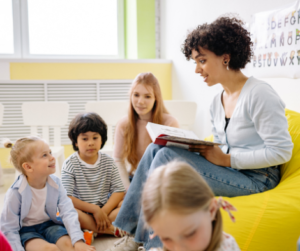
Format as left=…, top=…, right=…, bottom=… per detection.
left=105, top=236, right=141, bottom=251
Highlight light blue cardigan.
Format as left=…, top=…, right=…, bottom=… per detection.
left=210, top=76, right=293, bottom=170
left=0, top=174, right=84, bottom=251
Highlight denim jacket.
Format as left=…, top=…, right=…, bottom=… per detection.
left=0, top=174, right=84, bottom=251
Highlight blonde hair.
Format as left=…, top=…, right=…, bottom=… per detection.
left=142, top=161, right=223, bottom=251
left=123, top=72, right=168, bottom=174
left=3, top=136, right=42, bottom=175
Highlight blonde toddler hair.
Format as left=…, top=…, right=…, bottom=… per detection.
left=3, top=136, right=42, bottom=175
left=141, top=161, right=223, bottom=251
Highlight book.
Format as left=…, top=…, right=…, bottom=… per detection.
left=146, top=122, right=221, bottom=150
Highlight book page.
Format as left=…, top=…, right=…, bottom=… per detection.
left=160, top=135, right=221, bottom=146
left=146, top=122, right=199, bottom=140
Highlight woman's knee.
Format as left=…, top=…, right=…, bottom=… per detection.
left=145, top=143, right=162, bottom=155
left=153, top=147, right=177, bottom=163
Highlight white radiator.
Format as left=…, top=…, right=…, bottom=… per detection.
left=0, top=80, right=132, bottom=146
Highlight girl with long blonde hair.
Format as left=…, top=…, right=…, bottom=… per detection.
left=141, top=161, right=240, bottom=251
left=113, top=72, right=179, bottom=188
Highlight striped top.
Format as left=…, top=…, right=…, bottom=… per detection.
left=61, top=151, right=125, bottom=207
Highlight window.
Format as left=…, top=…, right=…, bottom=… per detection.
left=0, top=0, right=124, bottom=59
left=0, top=0, right=21, bottom=58
left=0, top=0, right=14, bottom=54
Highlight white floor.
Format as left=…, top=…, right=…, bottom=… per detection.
left=0, top=173, right=118, bottom=251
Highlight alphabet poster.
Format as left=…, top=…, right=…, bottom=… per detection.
left=250, top=0, right=300, bottom=78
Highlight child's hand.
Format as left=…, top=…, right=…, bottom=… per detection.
left=93, top=207, right=111, bottom=232
left=74, top=241, right=96, bottom=251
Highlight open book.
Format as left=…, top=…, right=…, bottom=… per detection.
left=146, top=122, right=220, bottom=150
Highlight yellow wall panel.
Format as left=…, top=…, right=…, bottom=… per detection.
left=0, top=148, right=13, bottom=169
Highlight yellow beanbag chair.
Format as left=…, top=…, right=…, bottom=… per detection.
left=206, top=109, right=300, bottom=251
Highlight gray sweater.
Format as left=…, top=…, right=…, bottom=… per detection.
left=210, top=76, right=293, bottom=170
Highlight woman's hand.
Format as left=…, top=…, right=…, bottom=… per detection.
left=92, top=206, right=111, bottom=232
left=189, top=145, right=231, bottom=167
left=74, top=241, right=96, bottom=251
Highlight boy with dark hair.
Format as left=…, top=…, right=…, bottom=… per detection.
left=61, top=113, right=126, bottom=243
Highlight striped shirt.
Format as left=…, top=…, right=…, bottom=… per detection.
left=61, top=151, right=125, bottom=207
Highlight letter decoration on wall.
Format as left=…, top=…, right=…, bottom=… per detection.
left=249, top=0, right=300, bottom=78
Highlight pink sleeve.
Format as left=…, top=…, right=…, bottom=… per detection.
left=0, top=231, right=13, bottom=251
left=113, top=120, right=126, bottom=160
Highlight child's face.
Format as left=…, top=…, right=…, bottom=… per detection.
left=131, top=83, right=156, bottom=118
left=150, top=200, right=218, bottom=251
left=76, top=131, right=102, bottom=162
left=26, top=140, right=56, bottom=177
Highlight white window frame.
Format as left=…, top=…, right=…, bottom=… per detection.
left=0, top=0, right=22, bottom=59
left=1, top=0, right=124, bottom=59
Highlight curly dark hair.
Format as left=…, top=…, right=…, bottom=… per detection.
left=182, top=16, right=253, bottom=70
left=68, top=112, right=107, bottom=151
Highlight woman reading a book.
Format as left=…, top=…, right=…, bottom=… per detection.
left=107, top=17, right=293, bottom=251
left=113, top=72, right=179, bottom=189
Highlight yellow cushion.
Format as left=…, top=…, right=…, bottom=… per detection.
left=205, top=109, right=300, bottom=251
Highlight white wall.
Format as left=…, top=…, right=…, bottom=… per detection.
left=160, top=0, right=298, bottom=139
left=0, top=62, right=10, bottom=80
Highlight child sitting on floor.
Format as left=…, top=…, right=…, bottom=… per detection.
left=61, top=113, right=126, bottom=240
left=141, top=161, right=240, bottom=251
left=0, top=136, right=94, bottom=251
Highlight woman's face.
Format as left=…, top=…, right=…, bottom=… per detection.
left=131, top=83, right=156, bottom=119
left=150, top=200, right=218, bottom=251
left=191, top=47, right=228, bottom=86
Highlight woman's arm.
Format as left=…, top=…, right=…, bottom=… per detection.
left=231, top=84, right=293, bottom=169
left=191, top=84, right=293, bottom=169
left=163, top=114, right=180, bottom=128
left=113, top=119, right=131, bottom=188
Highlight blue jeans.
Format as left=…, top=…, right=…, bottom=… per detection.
left=113, top=144, right=280, bottom=250
left=19, top=220, right=68, bottom=247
